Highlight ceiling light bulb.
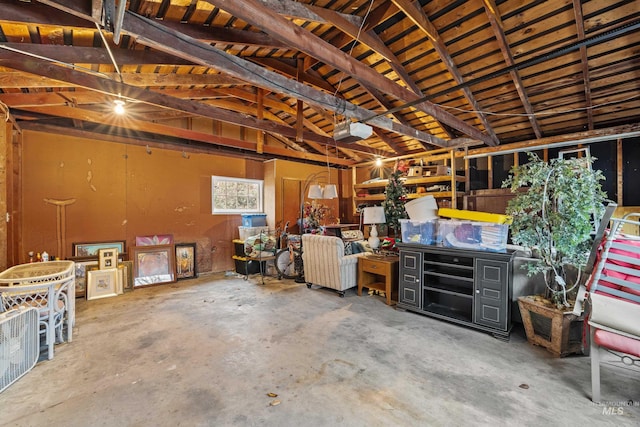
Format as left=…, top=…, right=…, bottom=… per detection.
left=375, top=158, right=382, bottom=167
left=114, top=99, right=125, bottom=115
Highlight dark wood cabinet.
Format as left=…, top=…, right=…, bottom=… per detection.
left=397, top=243, right=516, bottom=339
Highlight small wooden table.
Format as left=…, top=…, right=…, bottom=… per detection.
left=358, top=254, right=399, bottom=305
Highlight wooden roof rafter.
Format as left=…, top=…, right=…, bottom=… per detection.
left=200, top=0, right=491, bottom=145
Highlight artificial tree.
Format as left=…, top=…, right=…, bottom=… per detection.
left=502, top=152, right=608, bottom=308
left=382, top=167, right=408, bottom=237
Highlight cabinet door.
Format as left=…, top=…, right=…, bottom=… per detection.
left=399, top=250, right=423, bottom=308
left=474, top=259, right=509, bottom=331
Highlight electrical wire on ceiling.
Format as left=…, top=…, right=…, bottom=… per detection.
left=332, top=0, right=375, bottom=131
left=0, top=44, right=112, bottom=79
left=134, top=12, right=360, bottom=115
left=95, top=21, right=124, bottom=84
left=333, top=0, right=375, bottom=98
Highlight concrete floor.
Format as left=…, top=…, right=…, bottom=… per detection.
left=1, top=272, right=638, bottom=426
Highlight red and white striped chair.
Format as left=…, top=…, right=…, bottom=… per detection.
left=587, top=213, right=640, bottom=402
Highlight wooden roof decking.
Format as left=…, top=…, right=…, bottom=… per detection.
left=0, top=0, right=638, bottom=166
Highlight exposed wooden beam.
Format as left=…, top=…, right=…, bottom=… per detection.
left=0, top=86, right=363, bottom=160
left=255, top=0, right=363, bottom=27
left=256, top=88, right=265, bottom=154
left=0, top=43, right=195, bottom=67
left=0, top=69, right=243, bottom=89
left=464, top=123, right=640, bottom=158
left=203, top=0, right=491, bottom=145
left=20, top=120, right=355, bottom=166
left=482, top=0, right=543, bottom=139
left=16, top=103, right=354, bottom=165
left=393, top=0, right=499, bottom=146
left=572, top=0, right=594, bottom=131
left=249, top=58, right=336, bottom=94
left=0, top=55, right=380, bottom=155
left=119, top=10, right=450, bottom=148
left=310, top=5, right=440, bottom=151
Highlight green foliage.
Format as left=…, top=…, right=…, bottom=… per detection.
left=382, top=169, right=408, bottom=235
left=502, top=153, right=608, bottom=307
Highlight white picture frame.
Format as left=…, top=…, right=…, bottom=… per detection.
left=98, top=247, right=119, bottom=270
left=87, top=268, right=118, bottom=300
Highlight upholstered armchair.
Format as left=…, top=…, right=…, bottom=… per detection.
left=301, top=234, right=366, bottom=297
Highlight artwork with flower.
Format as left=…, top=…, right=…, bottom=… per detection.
left=303, top=200, right=331, bottom=233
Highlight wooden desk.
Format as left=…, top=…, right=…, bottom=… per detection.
left=358, top=255, right=399, bottom=305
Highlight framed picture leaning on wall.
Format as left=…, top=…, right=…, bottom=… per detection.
left=98, top=247, right=119, bottom=270
left=118, top=260, right=134, bottom=292
left=132, top=244, right=176, bottom=287
left=175, top=243, right=197, bottom=280
left=87, top=268, right=118, bottom=300
left=72, top=240, right=126, bottom=258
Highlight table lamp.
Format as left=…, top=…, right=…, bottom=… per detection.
left=363, top=206, right=386, bottom=250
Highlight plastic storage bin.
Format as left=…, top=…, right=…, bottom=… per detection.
left=238, top=226, right=269, bottom=241
left=438, top=219, right=508, bottom=252
left=241, top=213, right=267, bottom=227
left=400, top=219, right=439, bottom=245
left=232, top=256, right=265, bottom=275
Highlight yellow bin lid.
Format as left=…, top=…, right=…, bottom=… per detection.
left=438, top=208, right=513, bottom=225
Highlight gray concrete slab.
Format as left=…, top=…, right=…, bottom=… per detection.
left=1, top=273, right=638, bottom=426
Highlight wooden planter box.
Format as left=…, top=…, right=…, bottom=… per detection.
left=517, top=296, right=584, bottom=357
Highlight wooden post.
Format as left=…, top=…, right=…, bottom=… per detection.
left=0, top=120, right=7, bottom=270
left=617, top=138, right=623, bottom=205
left=43, top=198, right=76, bottom=259
left=256, top=88, right=265, bottom=153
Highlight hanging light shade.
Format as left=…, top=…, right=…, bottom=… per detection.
left=307, top=184, right=338, bottom=199
left=307, top=185, right=324, bottom=199
left=323, top=184, right=338, bottom=199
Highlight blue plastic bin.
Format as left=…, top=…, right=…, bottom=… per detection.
left=241, top=213, right=267, bottom=227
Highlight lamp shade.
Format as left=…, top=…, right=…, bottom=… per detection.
left=322, top=184, right=338, bottom=199
left=363, top=206, right=386, bottom=224
left=307, top=184, right=324, bottom=199
left=307, top=184, right=338, bottom=199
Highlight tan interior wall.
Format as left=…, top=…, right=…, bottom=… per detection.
left=19, top=130, right=263, bottom=273
left=269, top=159, right=348, bottom=234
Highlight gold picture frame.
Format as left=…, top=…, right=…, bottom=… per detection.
left=87, top=268, right=118, bottom=300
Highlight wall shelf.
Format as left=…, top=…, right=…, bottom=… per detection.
left=352, top=150, right=465, bottom=208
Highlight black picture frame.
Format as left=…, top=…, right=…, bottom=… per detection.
left=175, top=243, right=197, bottom=280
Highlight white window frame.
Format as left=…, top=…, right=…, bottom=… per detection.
left=211, top=176, right=263, bottom=214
